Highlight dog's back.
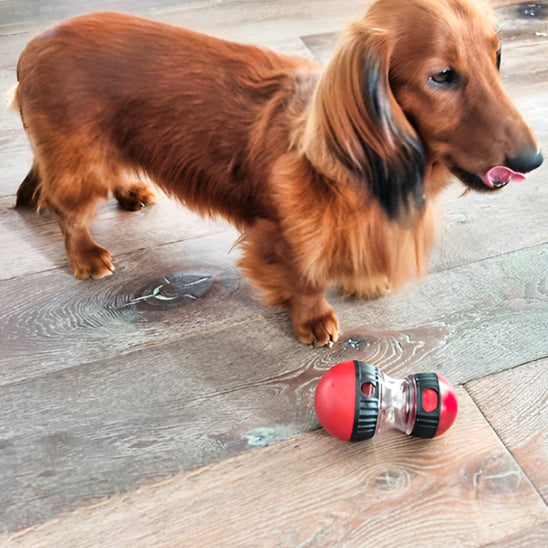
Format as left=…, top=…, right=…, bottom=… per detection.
left=14, top=12, right=314, bottom=226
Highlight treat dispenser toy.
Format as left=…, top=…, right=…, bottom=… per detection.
left=315, top=360, right=458, bottom=441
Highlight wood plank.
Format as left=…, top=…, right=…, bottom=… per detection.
left=0, top=0, right=365, bottom=34
left=0, top=129, right=33, bottom=199
left=0, top=0, right=222, bottom=29
left=466, top=358, right=548, bottom=504
left=0, top=229, right=253, bottom=386
left=0, top=327, right=318, bottom=531
left=330, top=242, right=548, bottom=383
left=430, top=172, right=548, bottom=274
left=1, top=388, right=546, bottom=546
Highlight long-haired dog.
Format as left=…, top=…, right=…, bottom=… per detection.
left=10, top=0, right=542, bottom=346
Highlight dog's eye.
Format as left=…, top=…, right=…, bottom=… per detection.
left=496, top=48, right=501, bottom=71
left=429, top=68, right=460, bottom=88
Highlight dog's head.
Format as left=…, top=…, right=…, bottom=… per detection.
left=380, top=0, right=542, bottom=191
left=308, top=0, right=542, bottom=219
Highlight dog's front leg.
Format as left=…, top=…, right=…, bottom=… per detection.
left=286, top=289, right=339, bottom=348
left=239, top=220, right=339, bottom=347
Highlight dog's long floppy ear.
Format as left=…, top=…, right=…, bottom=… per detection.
left=309, top=23, right=426, bottom=219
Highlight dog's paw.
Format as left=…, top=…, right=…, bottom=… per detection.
left=114, top=182, right=157, bottom=211
left=292, top=309, right=340, bottom=348
left=340, top=275, right=391, bottom=300
left=70, top=245, right=115, bottom=279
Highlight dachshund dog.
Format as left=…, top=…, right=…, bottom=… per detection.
left=10, top=0, right=542, bottom=346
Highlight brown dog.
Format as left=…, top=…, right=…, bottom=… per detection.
left=10, top=0, right=542, bottom=346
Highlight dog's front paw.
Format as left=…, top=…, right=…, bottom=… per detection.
left=340, top=274, right=391, bottom=300
left=294, top=312, right=340, bottom=348
left=291, top=302, right=340, bottom=348
left=70, top=245, right=115, bottom=279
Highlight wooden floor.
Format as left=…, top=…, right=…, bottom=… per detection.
left=1, top=0, right=547, bottom=546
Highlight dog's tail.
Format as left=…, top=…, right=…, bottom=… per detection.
left=8, top=82, right=41, bottom=209
left=7, top=83, right=20, bottom=114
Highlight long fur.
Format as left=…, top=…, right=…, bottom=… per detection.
left=11, top=0, right=541, bottom=346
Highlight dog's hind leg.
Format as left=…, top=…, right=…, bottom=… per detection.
left=48, top=170, right=114, bottom=279
left=21, top=139, right=116, bottom=278
left=54, top=202, right=114, bottom=279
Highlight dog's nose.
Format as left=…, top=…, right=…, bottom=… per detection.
left=506, top=149, right=543, bottom=173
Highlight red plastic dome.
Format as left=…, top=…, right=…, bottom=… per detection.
left=434, top=374, right=458, bottom=437
left=314, top=361, right=357, bottom=441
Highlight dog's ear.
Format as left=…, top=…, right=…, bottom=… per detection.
left=312, top=23, right=426, bottom=218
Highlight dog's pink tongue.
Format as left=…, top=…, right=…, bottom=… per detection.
left=483, top=166, right=527, bottom=188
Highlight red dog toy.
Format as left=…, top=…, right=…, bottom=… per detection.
left=315, top=360, right=458, bottom=441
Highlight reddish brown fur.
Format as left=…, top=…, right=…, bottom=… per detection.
left=11, top=0, right=541, bottom=346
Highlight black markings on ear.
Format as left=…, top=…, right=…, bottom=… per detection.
left=359, top=53, right=426, bottom=219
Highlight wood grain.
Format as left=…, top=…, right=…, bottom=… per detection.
left=466, top=358, right=548, bottom=504
left=483, top=520, right=548, bottom=547
left=2, top=388, right=546, bottom=547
